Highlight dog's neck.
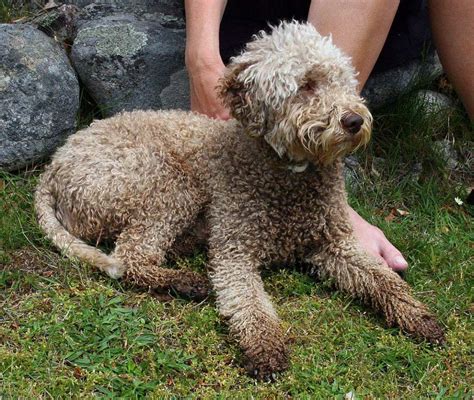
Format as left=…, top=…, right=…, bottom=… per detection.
left=250, top=136, right=344, bottom=179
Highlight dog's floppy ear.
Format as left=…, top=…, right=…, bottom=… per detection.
left=218, top=62, right=268, bottom=138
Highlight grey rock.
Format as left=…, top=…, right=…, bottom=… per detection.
left=62, top=0, right=184, bottom=18
left=415, top=90, right=454, bottom=115
left=0, top=24, right=79, bottom=171
left=433, top=139, right=458, bottom=171
left=71, top=15, right=185, bottom=116
left=363, top=53, right=443, bottom=109
left=11, top=0, right=185, bottom=23
left=76, top=3, right=185, bottom=28
left=408, top=162, right=423, bottom=182
left=18, top=0, right=185, bottom=45
left=160, top=68, right=190, bottom=110
left=344, top=155, right=363, bottom=188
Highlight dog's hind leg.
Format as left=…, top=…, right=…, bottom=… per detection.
left=112, top=221, right=210, bottom=300
left=309, top=240, right=445, bottom=344
left=110, top=170, right=210, bottom=300
left=110, top=153, right=211, bottom=299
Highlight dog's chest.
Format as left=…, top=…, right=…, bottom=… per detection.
left=206, top=134, right=349, bottom=262
left=259, top=184, right=333, bottom=258
left=214, top=162, right=346, bottom=261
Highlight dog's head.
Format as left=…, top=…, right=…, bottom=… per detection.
left=219, top=21, right=372, bottom=165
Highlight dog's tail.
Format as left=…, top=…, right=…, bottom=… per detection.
left=34, top=174, right=125, bottom=279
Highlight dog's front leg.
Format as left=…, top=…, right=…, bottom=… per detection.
left=209, top=249, right=288, bottom=380
left=309, top=240, right=445, bottom=344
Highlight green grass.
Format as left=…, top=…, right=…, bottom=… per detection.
left=0, top=0, right=34, bottom=23
left=1, top=87, right=473, bottom=398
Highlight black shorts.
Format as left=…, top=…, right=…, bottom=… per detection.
left=219, top=0, right=432, bottom=74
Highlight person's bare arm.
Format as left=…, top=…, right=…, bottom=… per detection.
left=185, top=0, right=230, bottom=119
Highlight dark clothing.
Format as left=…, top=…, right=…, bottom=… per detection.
left=220, top=0, right=432, bottom=73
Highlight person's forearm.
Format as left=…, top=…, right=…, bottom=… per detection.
left=308, top=0, right=399, bottom=90
left=185, top=0, right=227, bottom=69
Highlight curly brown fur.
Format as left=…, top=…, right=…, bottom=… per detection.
left=35, top=21, right=444, bottom=379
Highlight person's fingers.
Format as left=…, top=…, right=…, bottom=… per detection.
left=348, top=206, right=408, bottom=272
left=371, top=226, right=408, bottom=271
left=189, top=69, right=230, bottom=120
left=190, top=94, right=230, bottom=120
left=380, top=244, right=408, bottom=271
left=215, top=109, right=231, bottom=120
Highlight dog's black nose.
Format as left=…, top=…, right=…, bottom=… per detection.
left=341, top=113, right=364, bottom=134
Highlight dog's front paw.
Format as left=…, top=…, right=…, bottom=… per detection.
left=396, top=307, right=445, bottom=345
left=172, top=272, right=211, bottom=301
left=242, top=336, right=289, bottom=380
left=244, top=346, right=289, bottom=381
left=405, top=313, right=445, bottom=345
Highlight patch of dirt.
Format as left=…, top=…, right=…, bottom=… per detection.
left=2, top=248, right=61, bottom=277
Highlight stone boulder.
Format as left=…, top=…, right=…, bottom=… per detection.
left=11, top=0, right=184, bottom=17
left=0, top=24, right=80, bottom=171
left=70, top=15, right=186, bottom=116
left=414, top=90, right=454, bottom=115
left=63, top=0, right=184, bottom=17
left=362, top=53, right=443, bottom=109
left=75, top=1, right=185, bottom=28
left=160, top=68, right=190, bottom=111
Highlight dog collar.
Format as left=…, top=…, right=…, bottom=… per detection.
left=287, top=161, right=309, bottom=173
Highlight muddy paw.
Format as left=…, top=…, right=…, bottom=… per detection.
left=172, top=273, right=211, bottom=301
left=409, top=314, right=446, bottom=345
left=243, top=342, right=289, bottom=381
left=398, top=309, right=446, bottom=345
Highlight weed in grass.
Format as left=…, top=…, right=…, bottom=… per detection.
left=76, top=85, right=103, bottom=130
left=0, top=0, right=33, bottom=23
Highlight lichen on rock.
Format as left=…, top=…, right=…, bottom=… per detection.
left=75, top=23, right=148, bottom=57
left=71, top=16, right=185, bottom=116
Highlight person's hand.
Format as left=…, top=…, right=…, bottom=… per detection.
left=348, top=206, right=408, bottom=271
left=188, top=60, right=230, bottom=120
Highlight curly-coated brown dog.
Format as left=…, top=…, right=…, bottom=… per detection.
left=35, top=21, right=444, bottom=379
